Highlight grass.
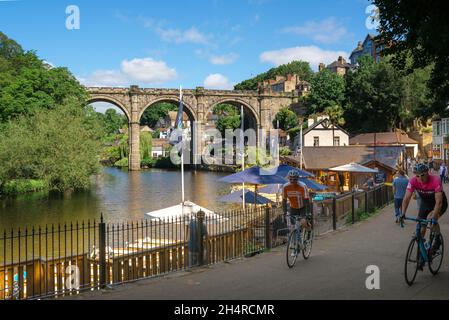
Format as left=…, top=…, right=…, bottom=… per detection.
left=1, top=179, right=48, bottom=195
left=346, top=207, right=380, bottom=224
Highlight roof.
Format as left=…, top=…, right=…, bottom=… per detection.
left=327, top=57, right=351, bottom=69
left=168, top=111, right=189, bottom=121
left=152, top=139, right=170, bottom=148
left=284, top=146, right=404, bottom=171
left=303, top=118, right=349, bottom=136
left=350, top=132, right=418, bottom=145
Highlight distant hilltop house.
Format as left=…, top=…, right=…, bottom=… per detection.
left=319, top=56, right=352, bottom=76
left=258, top=74, right=310, bottom=96
left=293, top=115, right=349, bottom=151
left=349, top=132, right=419, bottom=158
left=349, top=34, right=385, bottom=65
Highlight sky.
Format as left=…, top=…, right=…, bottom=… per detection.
left=0, top=0, right=378, bottom=92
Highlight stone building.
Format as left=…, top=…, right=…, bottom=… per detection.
left=326, top=56, right=352, bottom=76
left=349, top=34, right=384, bottom=65
left=258, top=74, right=310, bottom=96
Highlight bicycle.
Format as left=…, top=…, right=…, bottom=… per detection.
left=400, top=216, right=444, bottom=286
left=285, top=214, right=314, bottom=268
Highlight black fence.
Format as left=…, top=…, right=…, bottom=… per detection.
left=0, top=184, right=393, bottom=300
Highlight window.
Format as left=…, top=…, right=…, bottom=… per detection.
left=313, top=137, right=319, bottom=147
left=333, top=137, right=340, bottom=146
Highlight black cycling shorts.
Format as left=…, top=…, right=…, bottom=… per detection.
left=289, top=207, right=309, bottom=225
left=418, top=194, right=448, bottom=220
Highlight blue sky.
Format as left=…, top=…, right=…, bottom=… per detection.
left=0, top=0, right=377, bottom=91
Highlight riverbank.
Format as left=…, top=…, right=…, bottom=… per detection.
left=0, top=179, right=47, bottom=196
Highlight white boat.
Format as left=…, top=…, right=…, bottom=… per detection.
left=144, top=201, right=223, bottom=223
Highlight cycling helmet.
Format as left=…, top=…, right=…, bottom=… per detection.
left=288, top=170, right=300, bottom=179
left=413, top=163, right=429, bottom=174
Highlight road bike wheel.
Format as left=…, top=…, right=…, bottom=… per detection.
left=286, top=230, right=299, bottom=268
left=404, top=238, right=419, bottom=286
left=429, top=233, right=444, bottom=275
left=302, top=228, right=314, bottom=260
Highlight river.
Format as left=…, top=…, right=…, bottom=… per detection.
left=0, top=167, right=236, bottom=231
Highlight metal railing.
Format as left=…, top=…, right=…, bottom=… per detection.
left=0, top=185, right=393, bottom=300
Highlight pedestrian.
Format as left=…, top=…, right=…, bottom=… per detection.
left=187, top=210, right=208, bottom=267
left=439, top=163, right=447, bottom=184
left=393, top=169, right=409, bottom=223
left=429, top=158, right=434, bottom=173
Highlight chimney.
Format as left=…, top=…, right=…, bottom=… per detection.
left=338, top=56, right=344, bottom=64
left=318, top=63, right=325, bottom=72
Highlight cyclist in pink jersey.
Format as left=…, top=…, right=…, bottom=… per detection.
left=401, top=163, right=447, bottom=257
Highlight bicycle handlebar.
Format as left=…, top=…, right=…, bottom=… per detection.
left=399, top=216, right=437, bottom=229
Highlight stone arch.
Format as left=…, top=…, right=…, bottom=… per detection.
left=206, top=98, right=260, bottom=129
left=138, top=97, right=197, bottom=123
left=87, top=96, right=131, bottom=121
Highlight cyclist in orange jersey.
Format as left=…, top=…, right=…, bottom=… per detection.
left=282, top=170, right=311, bottom=230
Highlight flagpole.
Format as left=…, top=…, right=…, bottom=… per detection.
left=180, top=86, right=185, bottom=205
left=241, top=105, right=245, bottom=210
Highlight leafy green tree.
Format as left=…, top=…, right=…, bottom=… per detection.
left=140, top=132, right=153, bottom=161
left=324, top=105, right=345, bottom=145
left=303, top=68, right=345, bottom=114
left=234, top=61, right=313, bottom=90
left=273, top=107, right=298, bottom=131
left=0, top=103, right=103, bottom=192
left=343, top=56, right=402, bottom=133
left=213, top=104, right=241, bottom=134
left=374, top=0, right=449, bottom=115
left=102, top=108, right=127, bottom=135
left=140, top=102, right=177, bottom=128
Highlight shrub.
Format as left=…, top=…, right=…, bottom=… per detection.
left=114, top=158, right=129, bottom=168
left=280, top=147, right=292, bottom=156
left=1, top=179, right=47, bottom=195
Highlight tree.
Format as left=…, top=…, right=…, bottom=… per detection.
left=102, top=108, right=127, bottom=135
left=234, top=61, right=313, bottom=90
left=140, top=102, right=177, bottom=128
left=0, top=103, right=103, bottom=192
left=344, top=55, right=402, bottom=133
left=213, top=104, right=241, bottom=134
left=324, top=105, right=345, bottom=145
left=273, top=107, right=298, bottom=131
left=303, top=68, right=345, bottom=114
left=373, top=0, right=449, bottom=115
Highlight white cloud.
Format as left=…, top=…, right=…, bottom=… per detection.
left=209, top=53, right=239, bottom=65
left=204, top=74, right=234, bottom=90
left=156, top=26, right=210, bottom=45
left=121, top=58, right=177, bottom=83
left=80, top=57, right=177, bottom=87
left=282, top=18, right=348, bottom=44
left=260, top=46, right=349, bottom=69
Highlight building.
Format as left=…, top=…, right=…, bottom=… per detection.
left=431, top=117, right=449, bottom=164
left=258, top=74, right=310, bottom=96
left=140, top=126, right=154, bottom=134
left=282, top=145, right=405, bottom=192
left=323, top=56, right=352, bottom=76
left=349, top=132, right=419, bottom=158
left=152, top=139, right=170, bottom=158
left=293, top=115, right=349, bottom=150
left=349, top=34, right=384, bottom=65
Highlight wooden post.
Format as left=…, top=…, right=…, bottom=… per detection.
left=265, top=206, right=272, bottom=250
left=332, top=197, right=337, bottom=231
left=352, top=192, right=355, bottom=224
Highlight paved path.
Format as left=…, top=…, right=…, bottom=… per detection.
left=67, top=186, right=449, bottom=300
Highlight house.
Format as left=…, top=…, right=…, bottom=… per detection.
left=258, top=74, right=310, bottom=96
left=140, top=126, right=154, bottom=134
left=152, top=139, right=170, bottom=158
left=159, top=128, right=169, bottom=139
left=349, top=34, right=384, bottom=65
left=281, top=145, right=405, bottom=192
left=349, top=132, right=419, bottom=158
left=320, top=56, right=352, bottom=76
left=293, top=116, right=349, bottom=150
left=431, top=117, right=449, bottom=164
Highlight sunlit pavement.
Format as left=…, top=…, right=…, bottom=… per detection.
left=65, top=184, right=449, bottom=300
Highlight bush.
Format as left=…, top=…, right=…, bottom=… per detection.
left=0, top=103, right=103, bottom=192
left=1, top=179, right=47, bottom=195
left=154, top=157, right=178, bottom=169
left=114, top=158, right=129, bottom=168
left=141, top=157, right=156, bottom=168
left=280, top=147, right=292, bottom=156
left=101, top=146, right=121, bottom=163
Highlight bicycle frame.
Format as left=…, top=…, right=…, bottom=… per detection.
left=401, top=216, right=437, bottom=263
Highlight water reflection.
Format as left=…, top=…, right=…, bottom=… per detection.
left=0, top=167, right=235, bottom=230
